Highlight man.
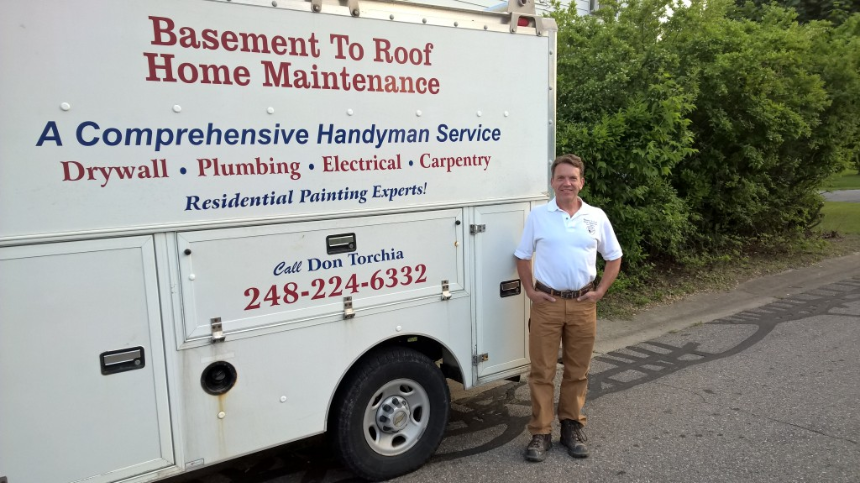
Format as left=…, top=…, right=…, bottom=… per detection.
left=514, top=154, right=623, bottom=462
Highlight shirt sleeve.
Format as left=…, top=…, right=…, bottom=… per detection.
left=597, top=212, right=623, bottom=261
left=514, top=209, right=536, bottom=260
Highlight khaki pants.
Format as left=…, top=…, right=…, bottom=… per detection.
left=527, top=297, right=597, bottom=435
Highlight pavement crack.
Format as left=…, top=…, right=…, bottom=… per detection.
left=653, top=381, right=709, bottom=404
left=651, top=382, right=858, bottom=446
left=754, top=413, right=859, bottom=446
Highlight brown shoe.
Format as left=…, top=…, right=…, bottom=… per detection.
left=524, top=433, right=552, bottom=462
left=560, top=419, right=589, bottom=458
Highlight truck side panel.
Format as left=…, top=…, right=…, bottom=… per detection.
left=0, top=238, right=173, bottom=483
left=174, top=296, right=471, bottom=466
left=0, top=0, right=555, bottom=480
left=0, top=0, right=550, bottom=241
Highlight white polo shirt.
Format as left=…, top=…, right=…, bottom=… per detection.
left=514, top=198, right=623, bottom=291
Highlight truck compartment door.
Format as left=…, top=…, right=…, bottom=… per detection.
left=175, top=210, right=464, bottom=341
left=0, top=237, right=173, bottom=483
left=474, top=203, right=530, bottom=380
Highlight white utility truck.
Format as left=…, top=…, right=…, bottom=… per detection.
left=0, top=0, right=556, bottom=481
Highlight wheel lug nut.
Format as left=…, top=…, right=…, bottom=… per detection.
left=379, top=415, right=389, bottom=422
left=383, top=404, right=392, bottom=412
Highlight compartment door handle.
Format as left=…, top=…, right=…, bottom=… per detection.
left=100, top=347, right=145, bottom=375
left=326, top=233, right=357, bottom=254
left=500, top=279, right=521, bottom=298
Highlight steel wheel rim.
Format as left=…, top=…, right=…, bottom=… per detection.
left=362, top=378, right=430, bottom=456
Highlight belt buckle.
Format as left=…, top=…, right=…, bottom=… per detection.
left=537, top=282, right=590, bottom=299
left=570, top=284, right=591, bottom=299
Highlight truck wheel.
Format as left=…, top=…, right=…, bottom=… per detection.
left=330, top=346, right=450, bottom=481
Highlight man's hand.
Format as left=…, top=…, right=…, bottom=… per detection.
left=576, top=289, right=603, bottom=303
left=516, top=257, right=556, bottom=303
left=526, top=288, right=556, bottom=304
left=577, top=257, right=622, bottom=303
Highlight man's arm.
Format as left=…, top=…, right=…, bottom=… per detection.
left=516, top=257, right=555, bottom=303
left=578, top=257, right=621, bottom=302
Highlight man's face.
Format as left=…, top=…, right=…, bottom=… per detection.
left=551, top=163, right=584, bottom=203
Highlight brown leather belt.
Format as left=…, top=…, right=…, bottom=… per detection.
left=535, top=280, right=594, bottom=299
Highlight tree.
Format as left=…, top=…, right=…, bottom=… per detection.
left=737, top=0, right=860, bottom=25
left=551, top=0, right=860, bottom=280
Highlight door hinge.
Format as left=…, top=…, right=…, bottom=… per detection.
left=312, top=0, right=360, bottom=16
left=343, top=296, right=355, bottom=319
left=473, top=353, right=489, bottom=365
left=210, top=317, right=225, bottom=343
left=470, top=224, right=486, bottom=234
left=506, top=0, right=554, bottom=36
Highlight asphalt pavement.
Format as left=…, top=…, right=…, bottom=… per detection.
left=822, top=189, right=860, bottom=202
left=166, top=252, right=860, bottom=483
left=411, top=253, right=860, bottom=483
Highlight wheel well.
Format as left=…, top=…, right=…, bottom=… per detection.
left=326, top=334, right=463, bottom=430
left=380, top=334, right=444, bottom=361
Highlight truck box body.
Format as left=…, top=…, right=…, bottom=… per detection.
left=0, top=0, right=556, bottom=481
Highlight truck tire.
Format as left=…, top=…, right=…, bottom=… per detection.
left=330, top=346, right=451, bottom=481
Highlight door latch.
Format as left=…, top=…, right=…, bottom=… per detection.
left=441, top=280, right=452, bottom=300
left=344, top=296, right=355, bottom=319
left=210, top=317, right=225, bottom=343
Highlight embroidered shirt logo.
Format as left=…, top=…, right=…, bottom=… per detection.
left=584, top=219, right=598, bottom=235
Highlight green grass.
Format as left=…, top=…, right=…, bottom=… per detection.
left=822, top=168, right=860, bottom=190
left=820, top=202, right=860, bottom=234
left=599, top=233, right=860, bottom=320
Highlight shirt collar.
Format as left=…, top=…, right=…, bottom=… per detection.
left=547, top=197, right=589, bottom=213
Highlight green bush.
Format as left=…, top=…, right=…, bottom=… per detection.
left=671, top=2, right=834, bottom=246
